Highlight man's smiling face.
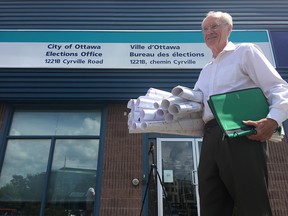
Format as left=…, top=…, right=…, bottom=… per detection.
left=202, top=15, right=231, bottom=53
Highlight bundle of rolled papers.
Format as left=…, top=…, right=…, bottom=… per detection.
left=127, top=86, right=205, bottom=137
left=127, top=85, right=285, bottom=143
left=270, top=127, right=285, bottom=143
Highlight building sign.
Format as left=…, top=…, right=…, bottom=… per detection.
left=0, top=30, right=275, bottom=69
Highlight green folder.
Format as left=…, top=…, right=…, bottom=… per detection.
left=208, top=88, right=270, bottom=138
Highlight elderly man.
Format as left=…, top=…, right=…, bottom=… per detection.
left=194, top=11, right=288, bottom=216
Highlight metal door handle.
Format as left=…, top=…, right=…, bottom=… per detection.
left=192, top=170, right=198, bottom=186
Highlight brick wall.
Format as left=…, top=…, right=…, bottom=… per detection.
left=268, top=137, right=288, bottom=216
left=100, top=103, right=143, bottom=216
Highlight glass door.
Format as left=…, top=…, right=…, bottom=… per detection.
left=156, top=138, right=202, bottom=216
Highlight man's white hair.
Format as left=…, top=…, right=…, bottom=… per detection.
left=202, top=11, right=233, bottom=28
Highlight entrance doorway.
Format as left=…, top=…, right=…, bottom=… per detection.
left=156, top=138, right=202, bottom=216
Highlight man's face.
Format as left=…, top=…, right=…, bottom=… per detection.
left=202, top=16, right=231, bottom=50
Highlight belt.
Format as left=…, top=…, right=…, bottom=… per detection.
left=204, top=119, right=218, bottom=130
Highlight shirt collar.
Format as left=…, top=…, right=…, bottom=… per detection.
left=210, top=41, right=236, bottom=63
left=224, top=41, right=236, bottom=52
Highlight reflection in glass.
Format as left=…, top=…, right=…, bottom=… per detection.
left=9, top=110, right=101, bottom=136
left=0, top=139, right=50, bottom=215
left=45, top=139, right=99, bottom=216
left=161, top=141, right=198, bottom=216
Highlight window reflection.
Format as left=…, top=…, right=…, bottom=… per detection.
left=9, top=110, right=101, bottom=136
left=161, top=141, right=198, bottom=216
left=45, top=139, right=99, bottom=215
left=0, top=139, right=50, bottom=215
left=0, top=109, right=101, bottom=216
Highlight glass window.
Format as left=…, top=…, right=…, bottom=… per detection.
left=45, top=139, right=99, bottom=215
left=0, top=139, right=50, bottom=215
left=0, top=109, right=101, bottom=216
left=9, top=110, right=101, bottom=136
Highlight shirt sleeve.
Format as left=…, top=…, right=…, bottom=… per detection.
left=242, top=44, right=288, bottom=125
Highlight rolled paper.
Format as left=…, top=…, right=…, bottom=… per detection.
left=141, top=118, right=204, bottom=131
left=172, top=85, right=203, bottom=102
left=127, top=113, right=133, bottom=125
left=186, top=111, right=203, bottom=119
left=167, top=104, right=178, bottom=114
left=127, top=87, right=206, bottom=137
left=146, top=88, right=172, bottom=108
left=131, top=122, right=142, bottom=130
left=269, top=133, right=284, bottom=143
left=152, top=129, right=204, bottom=137
left=161, top=96, right=187, bottom=110
left=129, top=121, right=155, bottom=133
left=128, top=119, right=133, bottom=127
left=128, top=117, right=136, bottom=127
left=140, top=109, right=164, bottom=121
left=140, top=109, right=156, bottom=121
left=128, top=112, right=133, bottom=119
left=127, top=99, right=136, bottom=109
left=164, top=113, right=174, bottom=122
left=127, top=99, right=141, bottom=112
left=146, top=88, right=172, bottom=97
left=128, top=116, right=204, bottom=137
left=136, top=96, right=161, bottom=109
left=153, top=101, right=161, bottom=109
left=145, top=92, right=167, bottom=100
left=129, top=126, right=203, bottom=137
left=165, top=112, right=202, bottom=122
left=168, top=101, right=203, bottom=114
left=156, top=109, right=167, bottom=118
left=132, top=111, right=141, bottom=121
left=129, top=128, right=153, bottom=134
left=127, top=110, right=140, bottom=122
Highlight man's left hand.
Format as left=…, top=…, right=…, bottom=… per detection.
left=243, top=118, right=278, bottom=142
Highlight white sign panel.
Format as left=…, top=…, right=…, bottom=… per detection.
left=163, top=170, right=174, bottom=183
left=0, top=30, right=275, bottom=69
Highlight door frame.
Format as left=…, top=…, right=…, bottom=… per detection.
left=156, top=137, right=202, bottom=216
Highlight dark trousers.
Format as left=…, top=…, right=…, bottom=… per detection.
left=198, top=120, right=272, bottom=216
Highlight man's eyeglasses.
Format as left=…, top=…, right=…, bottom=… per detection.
left=202, top=23, right=228, bottom=32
